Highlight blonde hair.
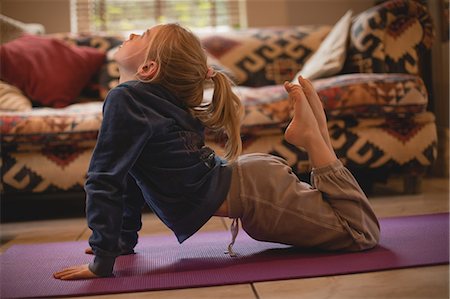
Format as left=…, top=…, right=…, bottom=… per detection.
left=138, top=23, right=243, bottom=162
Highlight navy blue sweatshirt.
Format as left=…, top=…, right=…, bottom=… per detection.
left=85, top=81, right=232, bottom=276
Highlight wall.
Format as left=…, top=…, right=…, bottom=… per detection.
left=245, top=0, right=290, bottom=27
left=428, top=0, right=449, bottom=177
left=1, top=0, right=372, bottom=32
left=246, top=0, right=373, bottom=27
left=1, top=0, right=71, bottom=33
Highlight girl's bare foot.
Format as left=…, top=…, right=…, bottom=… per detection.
left=283, top=81, right=322, bottom=150
left=297, top=76, right=333, bottom=151
left=297, top=76, right=327, bottom=127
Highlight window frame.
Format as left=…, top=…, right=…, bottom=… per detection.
left=70, top=0, right=247, bottom=34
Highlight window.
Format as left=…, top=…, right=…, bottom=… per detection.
left=71, top=0, right=247, bottom=34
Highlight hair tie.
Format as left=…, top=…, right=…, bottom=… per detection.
left=206, top=67, right=217, bottom=79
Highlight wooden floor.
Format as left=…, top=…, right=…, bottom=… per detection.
left=1, top=176, right=449, bottom=299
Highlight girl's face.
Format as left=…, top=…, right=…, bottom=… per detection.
left=114, top=26, right=160, bottom=74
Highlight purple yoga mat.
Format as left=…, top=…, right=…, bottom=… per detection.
left=1, top=213, right=449, bottom=298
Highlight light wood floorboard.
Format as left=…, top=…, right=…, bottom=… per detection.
left=254, top=265, right=448, bottom=299
left=63, top=284, right=256, bottom=299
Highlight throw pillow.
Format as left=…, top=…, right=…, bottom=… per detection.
left=99, top=45, right=121, bottom=99
left=206, top=54, right=236, bottom=81
left=52, top=33, right=124, bottom=99
left=292, top=10, right=353, bottom=82
left=98, top=46, right=238, bottom=99
left=0, top=35, right=105, bottom=108
left=204, top=54, right=237, bottom=89
left=0, top=80, right=32, bottom=111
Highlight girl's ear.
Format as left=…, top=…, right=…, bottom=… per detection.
left=138, top=61, right=158, bottom=80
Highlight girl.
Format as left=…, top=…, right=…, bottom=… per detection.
left=54, top=23, right=380, bottom=280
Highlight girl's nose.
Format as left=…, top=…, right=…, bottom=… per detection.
left=128, top=33, right=138, bottom=40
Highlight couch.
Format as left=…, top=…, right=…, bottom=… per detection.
left=0, top=0, right=437, bottom=200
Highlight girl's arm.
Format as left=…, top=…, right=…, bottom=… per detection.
left=54, top=87, right=151, bottom=280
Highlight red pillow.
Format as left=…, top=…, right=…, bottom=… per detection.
left=0, top=35, right=105, bottom=108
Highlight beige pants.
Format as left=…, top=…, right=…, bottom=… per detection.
left=226, top=154, right=380, bottom=252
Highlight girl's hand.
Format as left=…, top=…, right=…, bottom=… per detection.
left=53, top=264, right=98, bottom=280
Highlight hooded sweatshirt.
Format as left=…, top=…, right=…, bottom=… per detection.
left=85, top=81, right=231, bottom=276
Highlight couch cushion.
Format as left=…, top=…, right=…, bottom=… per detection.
left=99, top=46, right=121, bottom=99
left=206, top=73, right=428, bottom=139
left=343, top=0, right=434, bottom=76
left=200, top=26, right=331, bottom=87
left=206, top=54, right=237, bottom=82
left=53, top=33, right=124, bottom=53
left=204, top=84, right=290, bottom=136
left=0, top=81, right=32, bottom=112
left=328, top=111, right=437, bottom=169
left=50, top=33, right=125, bottom=99
left=0, top=102, right=103, bottom=145
left=0, top=35, right=105, bottom=108
left=2, top=144, right=94, bottom=193
left=314, top=73, right=428, bottom=118
left=98, top=45, right=238, bottom=98
left=293, top=10, right=352, bottom=81
left=207, top=111, right=437, bottom=174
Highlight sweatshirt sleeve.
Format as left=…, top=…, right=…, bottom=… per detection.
left=85, top=87, right=152, bottom=277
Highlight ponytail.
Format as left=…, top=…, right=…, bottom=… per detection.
left=138, top=23, right=243, bottom=161
left=195, top=71, right=243, bottom=162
